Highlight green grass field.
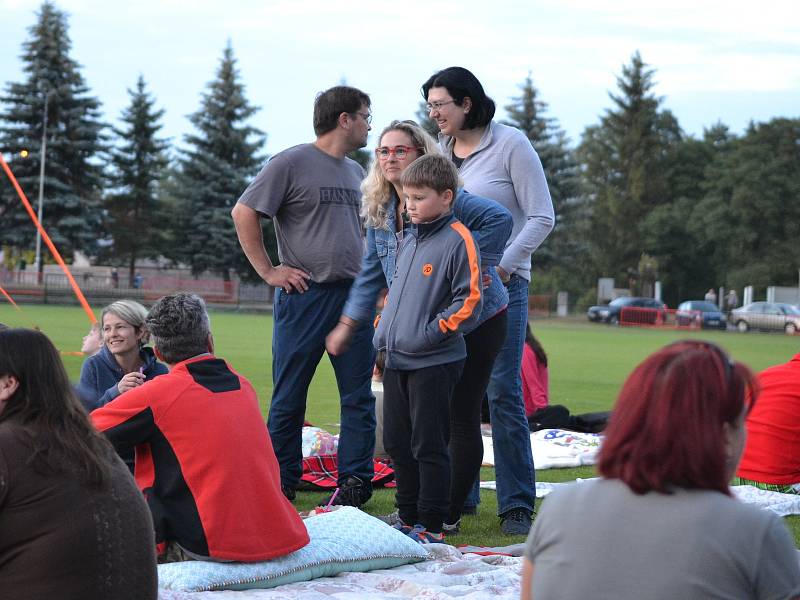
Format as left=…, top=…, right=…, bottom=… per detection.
left=2, top=304, right=799, bottom=547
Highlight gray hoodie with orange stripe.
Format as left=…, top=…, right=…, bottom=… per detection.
left=373, top=212, right=483, bottom=371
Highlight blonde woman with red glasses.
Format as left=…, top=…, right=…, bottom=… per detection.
left=327, top=119, right=513, bottom=540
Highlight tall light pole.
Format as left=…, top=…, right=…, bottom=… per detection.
left=34, top=91, right=48, bottom=283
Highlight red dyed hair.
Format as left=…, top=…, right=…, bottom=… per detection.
left=597, top=340, right=759, bottom=495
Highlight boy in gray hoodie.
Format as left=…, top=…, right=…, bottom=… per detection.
left=373, top=154, right=483, bottom=543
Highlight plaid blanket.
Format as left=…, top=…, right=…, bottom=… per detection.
left=300, top=455, right=395, bottom=489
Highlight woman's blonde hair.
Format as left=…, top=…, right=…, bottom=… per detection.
left=361, top=120, right=441, bottom=229
left=101, top=300, right=150, bottom=345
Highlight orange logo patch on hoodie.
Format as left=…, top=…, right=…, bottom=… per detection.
left=422, top=264, right=433, bottom=276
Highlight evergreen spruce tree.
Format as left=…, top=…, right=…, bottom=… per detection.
left=503, top=73, right=587, bottom=298
left=347, top=148, right=371, bottom=170
left=174, top=43, right=266, bottom=281
left=0, top=1, right=105, bottom=265
left=576, top=52, right=681, bottom=283
left=106, top=75, right=169, bottom=285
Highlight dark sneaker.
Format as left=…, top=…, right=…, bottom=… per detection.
left=406, top=525, right=445, bottom=544
left=500, top=508, right=533, bottom=535
left=321, top=475, right=372, bottom=508
left=281, top=485, right=296, bottom=502
left=442, top=519, right=461, bottom=535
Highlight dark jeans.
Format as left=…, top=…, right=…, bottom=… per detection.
left=268, top=282, right=376, bottom=490
left=466, top=275, right=536, bottom=515
left=447, top=310, right=507, bottom=523
left=383, top=360, right=464, bottom=534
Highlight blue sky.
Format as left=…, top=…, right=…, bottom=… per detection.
left=1, top=0, right=798, bottom=156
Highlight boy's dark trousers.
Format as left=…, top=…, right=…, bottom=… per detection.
left=382, top=359, right=465, bottom=534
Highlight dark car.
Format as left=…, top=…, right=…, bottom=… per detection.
left=731, top=302, right=800, bottom=334
left=676, top=301, right=728, bottom=330
left=587, top=296, right=666, bottom=325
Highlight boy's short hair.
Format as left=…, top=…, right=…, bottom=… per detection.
left=400, top=154, right=459, bottom=195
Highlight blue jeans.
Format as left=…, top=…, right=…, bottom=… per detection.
left=467, top=275, right=535, bottom=515
left=268, top=281, right=376, bottom=489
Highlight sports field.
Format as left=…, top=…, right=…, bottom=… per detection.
left=2, top=304, right=799, bottom=547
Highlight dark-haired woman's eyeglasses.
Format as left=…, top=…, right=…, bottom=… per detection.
left=375, top=146, right=419, bottom=160
left=426, top=100, right=455, bottom=113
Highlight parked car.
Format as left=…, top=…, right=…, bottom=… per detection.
left=587, top=296, right=666, bottom=325
left=731, top=302, right=800, bottom=334
left=675, top=300, right=728, bottom=330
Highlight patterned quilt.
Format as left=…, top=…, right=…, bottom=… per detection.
left=158, top=544, right=522, bottom=600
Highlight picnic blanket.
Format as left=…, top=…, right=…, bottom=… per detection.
left=479, top=478, right=800, bottom=517
left=300, top=426, right=395, bottom=489
left=157, top=544, right=522, bottom=600
left=482, top=428, right=602, bottom=470
left=301, top=455, right=395, bottom=489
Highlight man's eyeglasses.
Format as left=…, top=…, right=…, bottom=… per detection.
left=354, top=111, right=372, bottom=125
left=426, top=100, right=455, bottom=113
left=375, top=146, right=419, bottom=160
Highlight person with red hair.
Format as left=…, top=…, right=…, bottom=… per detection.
left=521, top=341, right=800, bottom=600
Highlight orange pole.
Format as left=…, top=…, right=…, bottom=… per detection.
left=0, top=284, right=20, bottom=310
left=0, top=154, right=96, bottom=324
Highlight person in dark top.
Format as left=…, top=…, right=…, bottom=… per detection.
left=0, top=328, right=157, bottom=600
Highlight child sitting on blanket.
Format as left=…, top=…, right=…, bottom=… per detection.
left=373, top=155, right=482, bottom=544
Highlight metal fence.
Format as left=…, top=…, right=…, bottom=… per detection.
left=0, top=268, right=275, bottom=310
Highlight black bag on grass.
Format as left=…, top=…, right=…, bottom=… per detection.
left=527, top=405, right=571, bottom=431
left=528, top=405, right=611, bottom=434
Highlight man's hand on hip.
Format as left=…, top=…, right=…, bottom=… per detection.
left=266, top=265, right=310, bottom=293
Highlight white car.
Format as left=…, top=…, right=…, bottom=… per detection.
left=731, top=302, right=800, bottom=334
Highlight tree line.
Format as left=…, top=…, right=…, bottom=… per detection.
left=1, top=2, right=798, bottom=306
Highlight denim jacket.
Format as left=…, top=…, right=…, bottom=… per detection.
left=343, top=188, right=512, bottom=330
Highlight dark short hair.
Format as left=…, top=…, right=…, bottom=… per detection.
left=421, top=67, right=495, bottom=130
left=146, top=293, right=211, bottom=364
left=313, top=86, right=371, bottom=136
left=400, top=154, right=459, bottom=195
left=597, top=340, right=759, bottom=495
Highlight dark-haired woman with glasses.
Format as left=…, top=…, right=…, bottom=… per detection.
left=521, top=341, right=800, bottom=599
left=0, top=328, right=157, bottom=599
left=422, top=66, right=555, bottom=535
left=326, top=119, right=513, bottom=537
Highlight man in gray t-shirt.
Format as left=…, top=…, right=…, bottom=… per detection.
left=236, top=145, right=364, bottom=283
left=231, top=86, right=376, bottom=508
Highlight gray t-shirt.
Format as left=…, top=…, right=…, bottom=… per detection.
left=237, top=143, right=365, bottom=283
left=525, top=478, right=800, bottom=600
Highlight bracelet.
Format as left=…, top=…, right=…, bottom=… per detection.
left=338, top=320, right=355, bottom=328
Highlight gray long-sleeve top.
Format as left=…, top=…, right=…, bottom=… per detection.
left=439, top=121, right=555, bottom=281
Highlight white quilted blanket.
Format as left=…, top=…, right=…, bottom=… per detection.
left=479, top=479, right=800, bottom=518
left=482, top=428, right=602, bottom=469
left=158, top=544, right=522, bottom=599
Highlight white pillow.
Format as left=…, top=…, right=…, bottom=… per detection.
left=158, top=507, right=429, bottom=592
